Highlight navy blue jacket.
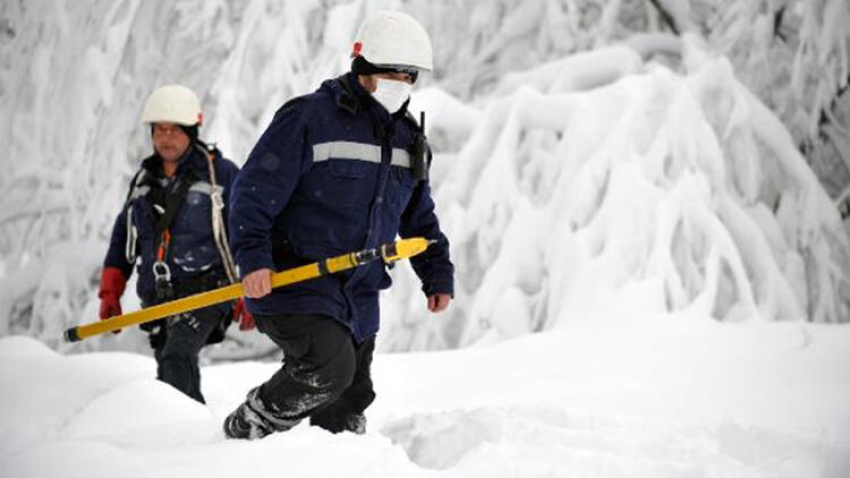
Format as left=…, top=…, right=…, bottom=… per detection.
left=104, top=145, right=240, bottom=304
left=230, top=73, right=454, bottom=342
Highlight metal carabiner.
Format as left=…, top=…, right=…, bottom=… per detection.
left=210, top=186, right=225, bottom=210
left=152, top=260, right=172, bottom=283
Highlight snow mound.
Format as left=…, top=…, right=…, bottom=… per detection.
left=64, top=380, right=216, bottom=445
left=2, top=318, right=850, bottom=477
left=0, top=338, right=154, bottom=454
left=382, top=407, right=849, bottom=477
left=0, top=335, right=57, bottom=358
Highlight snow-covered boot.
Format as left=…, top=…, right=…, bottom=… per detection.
left=223, top=387, right=300, bottom=439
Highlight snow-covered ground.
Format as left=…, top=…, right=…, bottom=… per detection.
left=2, top=314, right=849, bottom=477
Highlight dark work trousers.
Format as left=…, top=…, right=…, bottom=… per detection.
left=254, top=313, right=377, bottom=434
left=151, top=305, right=225, bottom=404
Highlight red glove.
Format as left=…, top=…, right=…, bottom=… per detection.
left=98, top=267, right=127, bottom=327
left=233, top=297, right=255, bottom=331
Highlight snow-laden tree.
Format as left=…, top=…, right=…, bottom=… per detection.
left=0, top=0, right=244, bottom=352
left=409, top=0, right=850, bottom=204
left=664, top=0, right=850, bottom=201
left=381, top=37, right=850, bottom=350
left=792, top=0, right=850, bottom=200
left=1, top=0, right=848, bottom=356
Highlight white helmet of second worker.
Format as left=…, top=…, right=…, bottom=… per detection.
left=351, top=10, right=433, bottom=72
left=141, top=84, right=203, bottom=126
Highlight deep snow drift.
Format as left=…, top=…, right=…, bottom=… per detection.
left=2, top=316, right=849, bottom=477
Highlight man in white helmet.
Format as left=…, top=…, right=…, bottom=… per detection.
left=224, top=10, right=454, bottom=439
left=98, top=85, right=254, bottom=403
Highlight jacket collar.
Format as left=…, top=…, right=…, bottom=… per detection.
left=329, top=73, right=409, bottom=125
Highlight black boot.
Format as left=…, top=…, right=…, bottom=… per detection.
left=223, top=387, right=300, bottom=440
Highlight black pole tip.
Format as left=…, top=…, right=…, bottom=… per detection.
left=63, top=328, right=81, bottom=343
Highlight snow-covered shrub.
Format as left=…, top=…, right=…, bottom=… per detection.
left=381, top=38, right=850, bottom=350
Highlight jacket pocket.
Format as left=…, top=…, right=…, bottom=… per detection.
left=329, top=159, right=368, bottom=179
left=319, top=159, right=374, bottom=206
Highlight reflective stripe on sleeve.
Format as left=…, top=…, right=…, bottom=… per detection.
left=187, top=181, right=217, bottom=195
left=130, top=181, right=217, bottom=202
left=312, top=141, right=410, bottom=168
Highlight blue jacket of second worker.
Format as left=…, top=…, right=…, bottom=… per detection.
left=104, top=144, right=240, bottom=304
left=229, top=72, right=454, bottom=342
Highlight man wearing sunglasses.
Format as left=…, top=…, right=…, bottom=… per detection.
left=225, top=10, right=454, bottom=439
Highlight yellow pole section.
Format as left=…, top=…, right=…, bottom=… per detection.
left=64, top=237, right=430, bottom=342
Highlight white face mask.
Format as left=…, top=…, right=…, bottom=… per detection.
left=371, top=78, right=412, bottom=114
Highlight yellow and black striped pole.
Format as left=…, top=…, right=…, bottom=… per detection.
left=64, top=237, right=432, bottom=343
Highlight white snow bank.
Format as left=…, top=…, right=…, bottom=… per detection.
left=2, top=317, right=849, bottom=478
left=63, top=380, right=215, bottom=445
left=0, top=335, right=56, bottom=358
left=0, top=337, right=153, bottom=456
left=384, top=408, right=847, bottom=477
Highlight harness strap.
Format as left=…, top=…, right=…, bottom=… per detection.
left=153, top=170, right=197, bottom=265
left=197, top=144, right=239, bottom=285
left=124, top=168, right=147, bottom=263
left=124, top=147, right=238, bottom=286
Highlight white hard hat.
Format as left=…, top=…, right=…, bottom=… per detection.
left=351, top=10, right=433, bottom=71
left=141, top=85, right=203, bottom=126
